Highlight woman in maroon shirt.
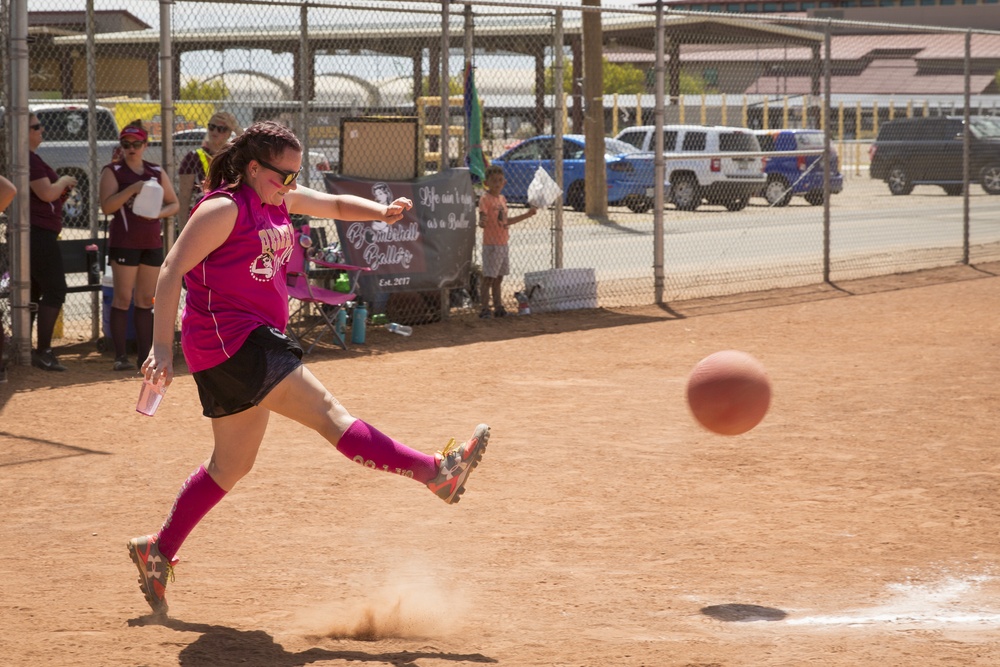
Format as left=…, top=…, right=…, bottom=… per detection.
left=98, top=121, right=179, bottom=371
left=28, top=113, right=77, bottom=372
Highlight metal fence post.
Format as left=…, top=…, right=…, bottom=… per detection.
left=299, top=5, right=310, bottom=188
left=86, top=0, right=100, bottom=339
left=553, top=8, right=564, bottom=270
left=160, top=0, right=175, bottom=250
left=9, top=0, right=30, bottom=365
left=653, top=0, right=665, bottom=305
left=963, top=28, right=970, bottom=265
left=440, top=0, right=450, bottom=171
left=823, top=19, right=831, bottom=284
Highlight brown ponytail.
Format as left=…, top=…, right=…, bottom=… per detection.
left=205, top=121, right=301, bottom=192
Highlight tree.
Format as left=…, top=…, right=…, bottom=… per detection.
left=677, top=71, right=707, bottom=95
left=179, top=79, right=230, bottom=100
left=420, top=75, right=463, bottom=97
left=546, top=58, right=646, bottom=95
left=645, top=69, right=706, bottom=95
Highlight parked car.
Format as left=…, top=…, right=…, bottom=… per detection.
left=753, top=129, right=844, bottom=206
left=490, top=134, right=668, bottom=213
left=868, top=115, right=1000, bottom=196
left=615, top=124, right=765, bottom=211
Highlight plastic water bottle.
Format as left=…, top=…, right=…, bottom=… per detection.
left=386, top=322, right=412, bottom=337
left=85, top=244, right=101, bottom=286
left=132, top=179, right=164, bottom=218
left=351, top=302, right=367, bottom=344
left=335, top=308, right=348, bottom=340
left=515, top=290, right=531, bottom=316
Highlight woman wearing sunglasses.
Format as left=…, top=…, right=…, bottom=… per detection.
left=99, top=121, right=179, bottom=372
left=126, top=120, right=489, bottom=617
left=28, top=113, right=78, bottom=372
left=177, top=111, right=242, bottom=231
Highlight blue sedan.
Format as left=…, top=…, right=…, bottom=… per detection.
left=490, top=134, right=667, bottom=213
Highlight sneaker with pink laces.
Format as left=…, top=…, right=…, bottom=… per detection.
left=427, top=424, right=490, bottom=504
left=127, top=534, right=177, bottom=616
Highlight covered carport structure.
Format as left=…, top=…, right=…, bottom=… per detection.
left=48, top=8, right=824, bottom=135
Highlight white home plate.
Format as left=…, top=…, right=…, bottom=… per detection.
left=788, top=575, right=1000, bottom=627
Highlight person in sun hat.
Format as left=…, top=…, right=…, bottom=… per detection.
left=177, top=111, right=243, bottom=231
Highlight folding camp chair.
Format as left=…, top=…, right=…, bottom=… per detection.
left=285, top=224, right=369, bottom=353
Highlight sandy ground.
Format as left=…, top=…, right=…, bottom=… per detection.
left=2, top=263, right=1000, bottom=667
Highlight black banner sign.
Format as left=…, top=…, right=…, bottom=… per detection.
left=323, top=169, right=476, bottom=304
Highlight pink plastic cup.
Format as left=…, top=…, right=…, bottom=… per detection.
left=136, top=378, right=167, bottom=416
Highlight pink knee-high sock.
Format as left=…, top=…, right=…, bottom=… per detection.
left=337, top=420, right=438, bottom=483
left=156, top=465, right=227, bottom=560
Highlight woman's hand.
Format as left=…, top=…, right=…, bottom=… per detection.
left=141, top=341, right=175, bottom=387
left=383, top=197, right=413, bottom=224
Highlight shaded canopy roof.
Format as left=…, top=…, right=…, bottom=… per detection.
left=51, top=11, right=823, bottom=58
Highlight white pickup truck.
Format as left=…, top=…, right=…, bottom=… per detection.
left=19, top=104, right=123, bottom=227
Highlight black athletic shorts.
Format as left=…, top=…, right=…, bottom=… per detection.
left=29, top=226, right=67, bottom=307
left=192, top=325, right=303, bottom=418
left=108, top=246, right=165, bottom=267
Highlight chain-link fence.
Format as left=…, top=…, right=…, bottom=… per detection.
left=4, top=0, right=1000, bottom=360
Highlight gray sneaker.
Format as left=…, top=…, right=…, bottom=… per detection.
left=32, top=349, right=66, bottom=372
left=127, top=535, right=177, bottom=616
left=426, top=424, right=490, bottom=504
left=113, top=356, right=136, bottom=372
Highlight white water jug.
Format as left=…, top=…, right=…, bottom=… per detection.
left=132, top=179, right=163, bottom=218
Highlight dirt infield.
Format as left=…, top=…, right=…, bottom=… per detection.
left=2, top=263, right=1000, bottom=666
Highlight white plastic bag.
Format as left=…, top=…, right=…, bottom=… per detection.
left=526, top=167, right=562, bottom=209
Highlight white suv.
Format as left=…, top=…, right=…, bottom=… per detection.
left=615, top=124, right=766, bottom=211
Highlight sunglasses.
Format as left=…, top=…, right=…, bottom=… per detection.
left=120, top=140, right=146, bottom=150
left=257, top=158, right=300, bottom=186
left=207, top=123, right=230, bottom=133
left=30, top=123, right=42, bottom=131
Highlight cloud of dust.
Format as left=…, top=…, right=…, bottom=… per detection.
left=299, top=562, right=472, bottom=641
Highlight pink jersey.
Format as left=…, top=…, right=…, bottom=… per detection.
left=181, top=184, right=295, bottom=373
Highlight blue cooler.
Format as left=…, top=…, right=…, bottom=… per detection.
left=101, top=268, right=136, bottom=347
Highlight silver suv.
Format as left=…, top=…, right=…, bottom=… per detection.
left=615, top=124, right=766, bottom=211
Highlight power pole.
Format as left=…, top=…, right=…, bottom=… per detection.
left=582, top=0, right=607, bottom=218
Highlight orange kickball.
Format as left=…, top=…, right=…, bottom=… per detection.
left=686, top=350, right=771, bottom=436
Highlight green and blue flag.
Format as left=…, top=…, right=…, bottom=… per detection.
left=464, top=63, right=487, bottom=184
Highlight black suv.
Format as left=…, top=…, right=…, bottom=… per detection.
left=869, top=116, right=1000, bottom=196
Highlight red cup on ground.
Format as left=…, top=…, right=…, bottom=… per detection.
left=136, top=378, right=167, bottom=416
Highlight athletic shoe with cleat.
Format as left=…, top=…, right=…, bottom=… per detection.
left=427, top=423, right=490, bottom=504
left=127, top=534, right=177, bottom=616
